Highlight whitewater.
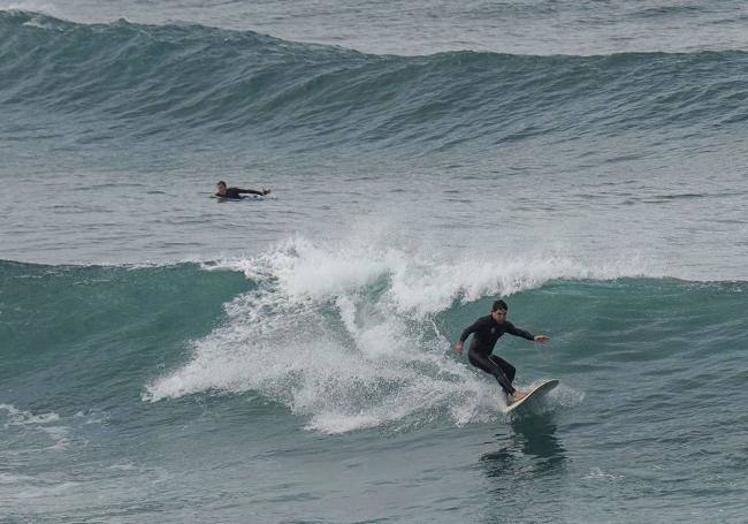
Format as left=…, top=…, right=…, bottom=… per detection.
left=2, top=1, right=748, bottom=523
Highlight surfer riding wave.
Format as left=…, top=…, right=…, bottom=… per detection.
left=455, top=300, right=549, bottom=404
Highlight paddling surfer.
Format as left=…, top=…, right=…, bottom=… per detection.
left=455, top=300, right=549, bottom=404
left=215, top=181, right=271, bottom=199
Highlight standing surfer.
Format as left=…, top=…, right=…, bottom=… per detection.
left=455, top=300, right=549, bottom=404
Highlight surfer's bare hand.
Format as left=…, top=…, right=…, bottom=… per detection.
left=454, top=342, right=464, bottom=354
left=534, top=335, right=550, bottom=344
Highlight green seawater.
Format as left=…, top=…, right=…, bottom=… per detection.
left=2, top=260, right=747, bottom=522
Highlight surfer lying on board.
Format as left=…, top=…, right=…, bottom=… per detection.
left=215, top=181, right=271, bottom=199
left=455, top=300, right=549, bottom=404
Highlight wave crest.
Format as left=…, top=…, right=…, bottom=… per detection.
left=145, top=235, right=655, bottom=433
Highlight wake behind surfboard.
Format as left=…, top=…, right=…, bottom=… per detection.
left=506, top=379, right=559, bottom=413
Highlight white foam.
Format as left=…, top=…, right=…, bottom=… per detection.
left=0, top=403, right=71, bottom=450
left=146, top=233, right=645, bottom=433
left=208, top=235, right=657, bottom=308
left=0, top=403, right=61, bottom=426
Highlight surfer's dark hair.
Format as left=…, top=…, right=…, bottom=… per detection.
left=217, top=180, right=227, bottom=187
left=492, top=300, right=508, bottom=312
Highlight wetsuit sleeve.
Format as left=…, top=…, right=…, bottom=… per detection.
left=506, top=321, right=535, bottom=341
left=459, top=318, right=484, bottom=343
left=237, top=188, right=265, bottom=196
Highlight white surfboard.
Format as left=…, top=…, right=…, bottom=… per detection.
left=506, top=379, right=559, bottom=413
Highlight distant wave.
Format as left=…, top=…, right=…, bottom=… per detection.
left=2, top=10, right=748, bottom=153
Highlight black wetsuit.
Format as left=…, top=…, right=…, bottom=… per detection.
left=459, top=316, right=534, bottom=396
left=217, top=187, right=265, bottom=199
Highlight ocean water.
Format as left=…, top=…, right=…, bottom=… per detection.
left=1, top=2, right=748, bottom=522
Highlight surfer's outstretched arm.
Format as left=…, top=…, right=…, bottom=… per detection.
left=506, top=322, right=549, bottom=343
left=237, top=188, right=270, bottom=196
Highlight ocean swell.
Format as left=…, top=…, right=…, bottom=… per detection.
left=3, top=10, right=748, bottom=153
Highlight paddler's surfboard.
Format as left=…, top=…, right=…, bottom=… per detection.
left=210, top=194, right=265, bottom=201
left=506, top=379, right=559, bottom=413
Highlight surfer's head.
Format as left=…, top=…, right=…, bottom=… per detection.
left=491, top=300, right=508, bottom=323
left=216, top=181, right=227, bottom=196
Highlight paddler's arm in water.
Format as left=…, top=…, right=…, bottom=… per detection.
left=506, top=321, right=549, bottom=344
left=454, top=319, right=482, bottom=353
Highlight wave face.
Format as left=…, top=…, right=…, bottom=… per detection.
left=0, top=260, right=253, bottom=404
left=3, top=244, right=748, bottom=522
left=3, top=10, right=748, bottom=155
left=3, top=240, right=745, bottom=435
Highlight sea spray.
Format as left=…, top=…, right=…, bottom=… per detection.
left=146, top=235, right=657, bottom=433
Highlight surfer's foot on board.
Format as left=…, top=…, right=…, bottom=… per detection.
left=509, top=390, right=528, bottom=405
